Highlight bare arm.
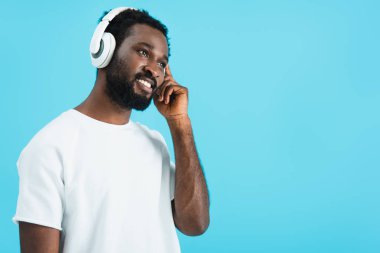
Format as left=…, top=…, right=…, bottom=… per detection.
left=168, top=116, right=210, bottom=236
left=19, top=222, right=60, bottom=253
left=154, top=65, right=210, bottom=236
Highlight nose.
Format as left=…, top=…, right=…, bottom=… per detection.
left=143, top=61, right=160, bottom=79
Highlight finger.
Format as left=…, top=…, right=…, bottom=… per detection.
left=157, top=81, right=172, bottom=101
left=165, top=65, right=172, bottom=77
left=164, top=76, right=174, bottom=82
left=155, top=80, right=168, bottom=95
left=164, top=85, right=176, bottom=104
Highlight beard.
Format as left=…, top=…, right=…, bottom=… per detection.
left=105, top=57, right=157, bottom=111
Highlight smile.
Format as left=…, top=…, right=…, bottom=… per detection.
left=136, top=79, right=155, bottom=94
left=136, top=79, right=152, bottom=88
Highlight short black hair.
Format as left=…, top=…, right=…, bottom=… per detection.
left=99, top=8, right=170, bottom=56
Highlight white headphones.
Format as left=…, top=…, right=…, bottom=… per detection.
left=89, top=7, right=136, bottom=68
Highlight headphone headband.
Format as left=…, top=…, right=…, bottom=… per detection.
left=102, top=7, right=133, bottom=22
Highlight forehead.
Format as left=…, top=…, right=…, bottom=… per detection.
left=118, top=24, right=168, bottom=57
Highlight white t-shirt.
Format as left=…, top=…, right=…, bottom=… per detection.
left=12, top=109, right=180, bottom=253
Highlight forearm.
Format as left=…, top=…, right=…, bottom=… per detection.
left=167, top=115, right=210, bottom=235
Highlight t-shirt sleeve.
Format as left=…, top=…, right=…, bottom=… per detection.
left=12, top=141, right=65, bottom=231
left=169, top=161, right=176, bottom=201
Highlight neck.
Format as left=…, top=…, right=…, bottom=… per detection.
left=74, top=70, right=132, bottom=125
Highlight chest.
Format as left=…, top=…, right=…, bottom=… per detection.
left=63, top=131, right=165, bottom=209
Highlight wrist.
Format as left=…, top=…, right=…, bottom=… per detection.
left=166, top=114, right=191, bottom=129
left=165, top=113, right=189, bottom=121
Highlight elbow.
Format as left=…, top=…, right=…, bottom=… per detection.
left=190, top=220, right=210, bottom=236
left=177, top=215, right=210, bottom=236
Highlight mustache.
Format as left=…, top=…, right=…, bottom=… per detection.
left=135, top=72, right=157, bottom=90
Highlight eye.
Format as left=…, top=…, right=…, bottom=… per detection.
left=137, top=49, right=149, bottom=58
left=158, top=62, right=167, bottom=69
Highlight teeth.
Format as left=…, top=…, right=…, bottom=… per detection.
left=137, top=79, right=151, bottom=88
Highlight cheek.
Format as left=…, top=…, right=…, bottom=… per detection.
left=128, top=54, right=147, bottom=68
left=120, top=53, right=143, bottom=71
left=158, top=76, right=165, bottom=86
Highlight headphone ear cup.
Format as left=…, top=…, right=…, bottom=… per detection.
left=90, top=32, right=116, bottom=68
left=99, top=32, right=116, bottom=68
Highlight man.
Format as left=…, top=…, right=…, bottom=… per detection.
left=13, top=7, right=210, bottom=253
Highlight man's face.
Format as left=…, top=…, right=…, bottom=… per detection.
left=105, top=24, right=169, bottom=111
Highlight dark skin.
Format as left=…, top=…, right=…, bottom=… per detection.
left=19, top=222, right=60, bottom=253
left=19, top=24, right=210, bottom=252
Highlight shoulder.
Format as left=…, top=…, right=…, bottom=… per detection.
left=133, top=122, right=169, bottom=149
left=19, top=110, right=81, bottom=160
left=133, top=122, right=173, bottom=164
left=134, top=122, right=165, bottom=141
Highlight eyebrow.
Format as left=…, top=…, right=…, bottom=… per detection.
left=136, top=42, right=168, bottom=62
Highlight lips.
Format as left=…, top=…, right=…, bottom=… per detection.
left=136, top=74, right=156, bottom=86
left=136, top=79, right=153, bottom=89
left=134, top=72, right=157, bottom=94
left=136, top=79, right=155, bottom=94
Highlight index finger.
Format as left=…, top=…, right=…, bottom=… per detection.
left=165, top=64, right=173, bottom=77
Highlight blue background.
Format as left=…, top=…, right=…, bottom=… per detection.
left=1, top=0, right=379, bottom=252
